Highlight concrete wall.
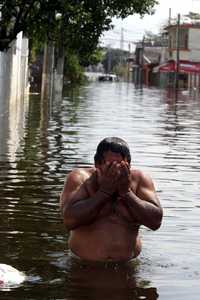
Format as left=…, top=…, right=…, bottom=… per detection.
left=0, top=32, right=29, bottom=159
left=171, top=51, right=190, bottom=61
left=171, top=27, right=200, bottom=62
left=188, top=28, right=200, bottom=61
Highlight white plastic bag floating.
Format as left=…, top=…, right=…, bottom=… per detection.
left=0, top=264, right=26, bottom=287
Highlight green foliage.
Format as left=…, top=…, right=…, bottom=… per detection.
left=0, top=0, right=158, bottom=53
left=64, top=51, right=85, bottom=83
left=0, top=0, right=158, bottom=83
left=80, top=48, right=104, bottom=67
left=29, top=38, right=44, bottom=63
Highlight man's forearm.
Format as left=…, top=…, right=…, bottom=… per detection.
left=120, top=191, right=163, bottom=230
left=62, top=190, right=111, bottom=230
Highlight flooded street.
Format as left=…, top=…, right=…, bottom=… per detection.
left=0, top=82, right=200, bottom=299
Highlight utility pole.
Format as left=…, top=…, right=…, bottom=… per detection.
left=127, top=42, right=131, bottom=81
left=108, top=46, right=111, bottom=74
left=140, top=36, right=145, bottom=85
left=168, top=8, right=172, bottom=25
left=120, top=27, right=124, bottom=66
left=175, top=13, right=180, bottom=89
left=120, top=27, right=124, bottom=51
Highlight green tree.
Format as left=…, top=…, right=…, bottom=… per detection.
left=64, top=51, right=85, bottom=83
left=0, top=0, right=158, bottom=53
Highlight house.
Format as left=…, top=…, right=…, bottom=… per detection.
left=130, top=41, right=168, bottom=86
left=156, top=18, right=200, bottom=89
left=168, top=22, right=200, bottom=61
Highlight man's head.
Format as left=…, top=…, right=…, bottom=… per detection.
left=94, top=137, right=131, bottom=166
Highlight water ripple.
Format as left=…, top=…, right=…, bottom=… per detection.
left=0, top=83, right=200, bottom=298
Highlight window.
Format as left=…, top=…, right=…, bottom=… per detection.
left=179, top=28, right=188, bottom=49
left=168, top=27, right=188, bottom=49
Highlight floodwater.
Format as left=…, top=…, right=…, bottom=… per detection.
left=0, top=82, right=200, bottom=299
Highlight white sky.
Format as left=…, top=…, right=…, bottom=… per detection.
left=101, top=0, right=200, bottom=50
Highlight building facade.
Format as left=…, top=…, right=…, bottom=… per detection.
left=159, top=22, right=200, bottom=89
left=168, top=23, right=200, bottom=62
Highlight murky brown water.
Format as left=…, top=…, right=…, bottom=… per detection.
left=0, top=82, right=200, bottom=299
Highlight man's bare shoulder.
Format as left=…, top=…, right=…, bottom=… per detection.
left=67, top=167, right=95, bottom=184
left=130, top=168, right=154, bottom=187
left=60, top=167, right=95, bottom=208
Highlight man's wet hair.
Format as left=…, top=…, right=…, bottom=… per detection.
left=94, top=137, right=131, bottom=164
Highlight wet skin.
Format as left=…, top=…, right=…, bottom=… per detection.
left=60, top=151, right=163, bottom=262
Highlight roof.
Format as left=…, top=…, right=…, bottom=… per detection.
left=143, top=47, right=165, bottom=64
left=166, top=23, right=200, bottom=30
left=154, top=60, right=200, bottom=73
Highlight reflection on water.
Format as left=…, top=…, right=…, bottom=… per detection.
left=62, top=254, right=158, bottom=300
left=0, top=33, right=29, bottom=160
left=0, top=82, right=200, bottom=299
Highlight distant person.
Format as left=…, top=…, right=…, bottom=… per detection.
left=60, top=137, right=163, bottom=262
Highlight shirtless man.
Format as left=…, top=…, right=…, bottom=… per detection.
left=60, top=137, right=163, bottom=262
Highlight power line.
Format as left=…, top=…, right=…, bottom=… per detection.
left=103, top=30, right=144, bottom=37
left=104, top=26, right=145, bottom=35
left=101, top=37, right=138, bottom=44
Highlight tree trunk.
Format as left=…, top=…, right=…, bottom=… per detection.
left=41, top=41, right=55, bottom=102
left=53, top=34, right=64, bottom=102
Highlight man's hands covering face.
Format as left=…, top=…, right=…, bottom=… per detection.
left=117, top=161, right=131, bottom=196
left=96, top=161, right=120, bottom=195
left=96, top=161, right=131, bottom=196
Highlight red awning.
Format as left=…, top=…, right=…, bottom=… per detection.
left=159, top=61, right=175, bottom=72
left=179, top=61, right=200, bottom=73
left=158, top=60, right=200, bottom=73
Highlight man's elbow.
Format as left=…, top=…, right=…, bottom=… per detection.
left=150, top=220, right=162, bottom=231
left=63, top=216, right=79, bottom=231
left=61, top=206, right=78, bottom=230
left=151, top=209, right=163, bottom=231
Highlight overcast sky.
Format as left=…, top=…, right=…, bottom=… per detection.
left=101, top=0, right=200, bottom=50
